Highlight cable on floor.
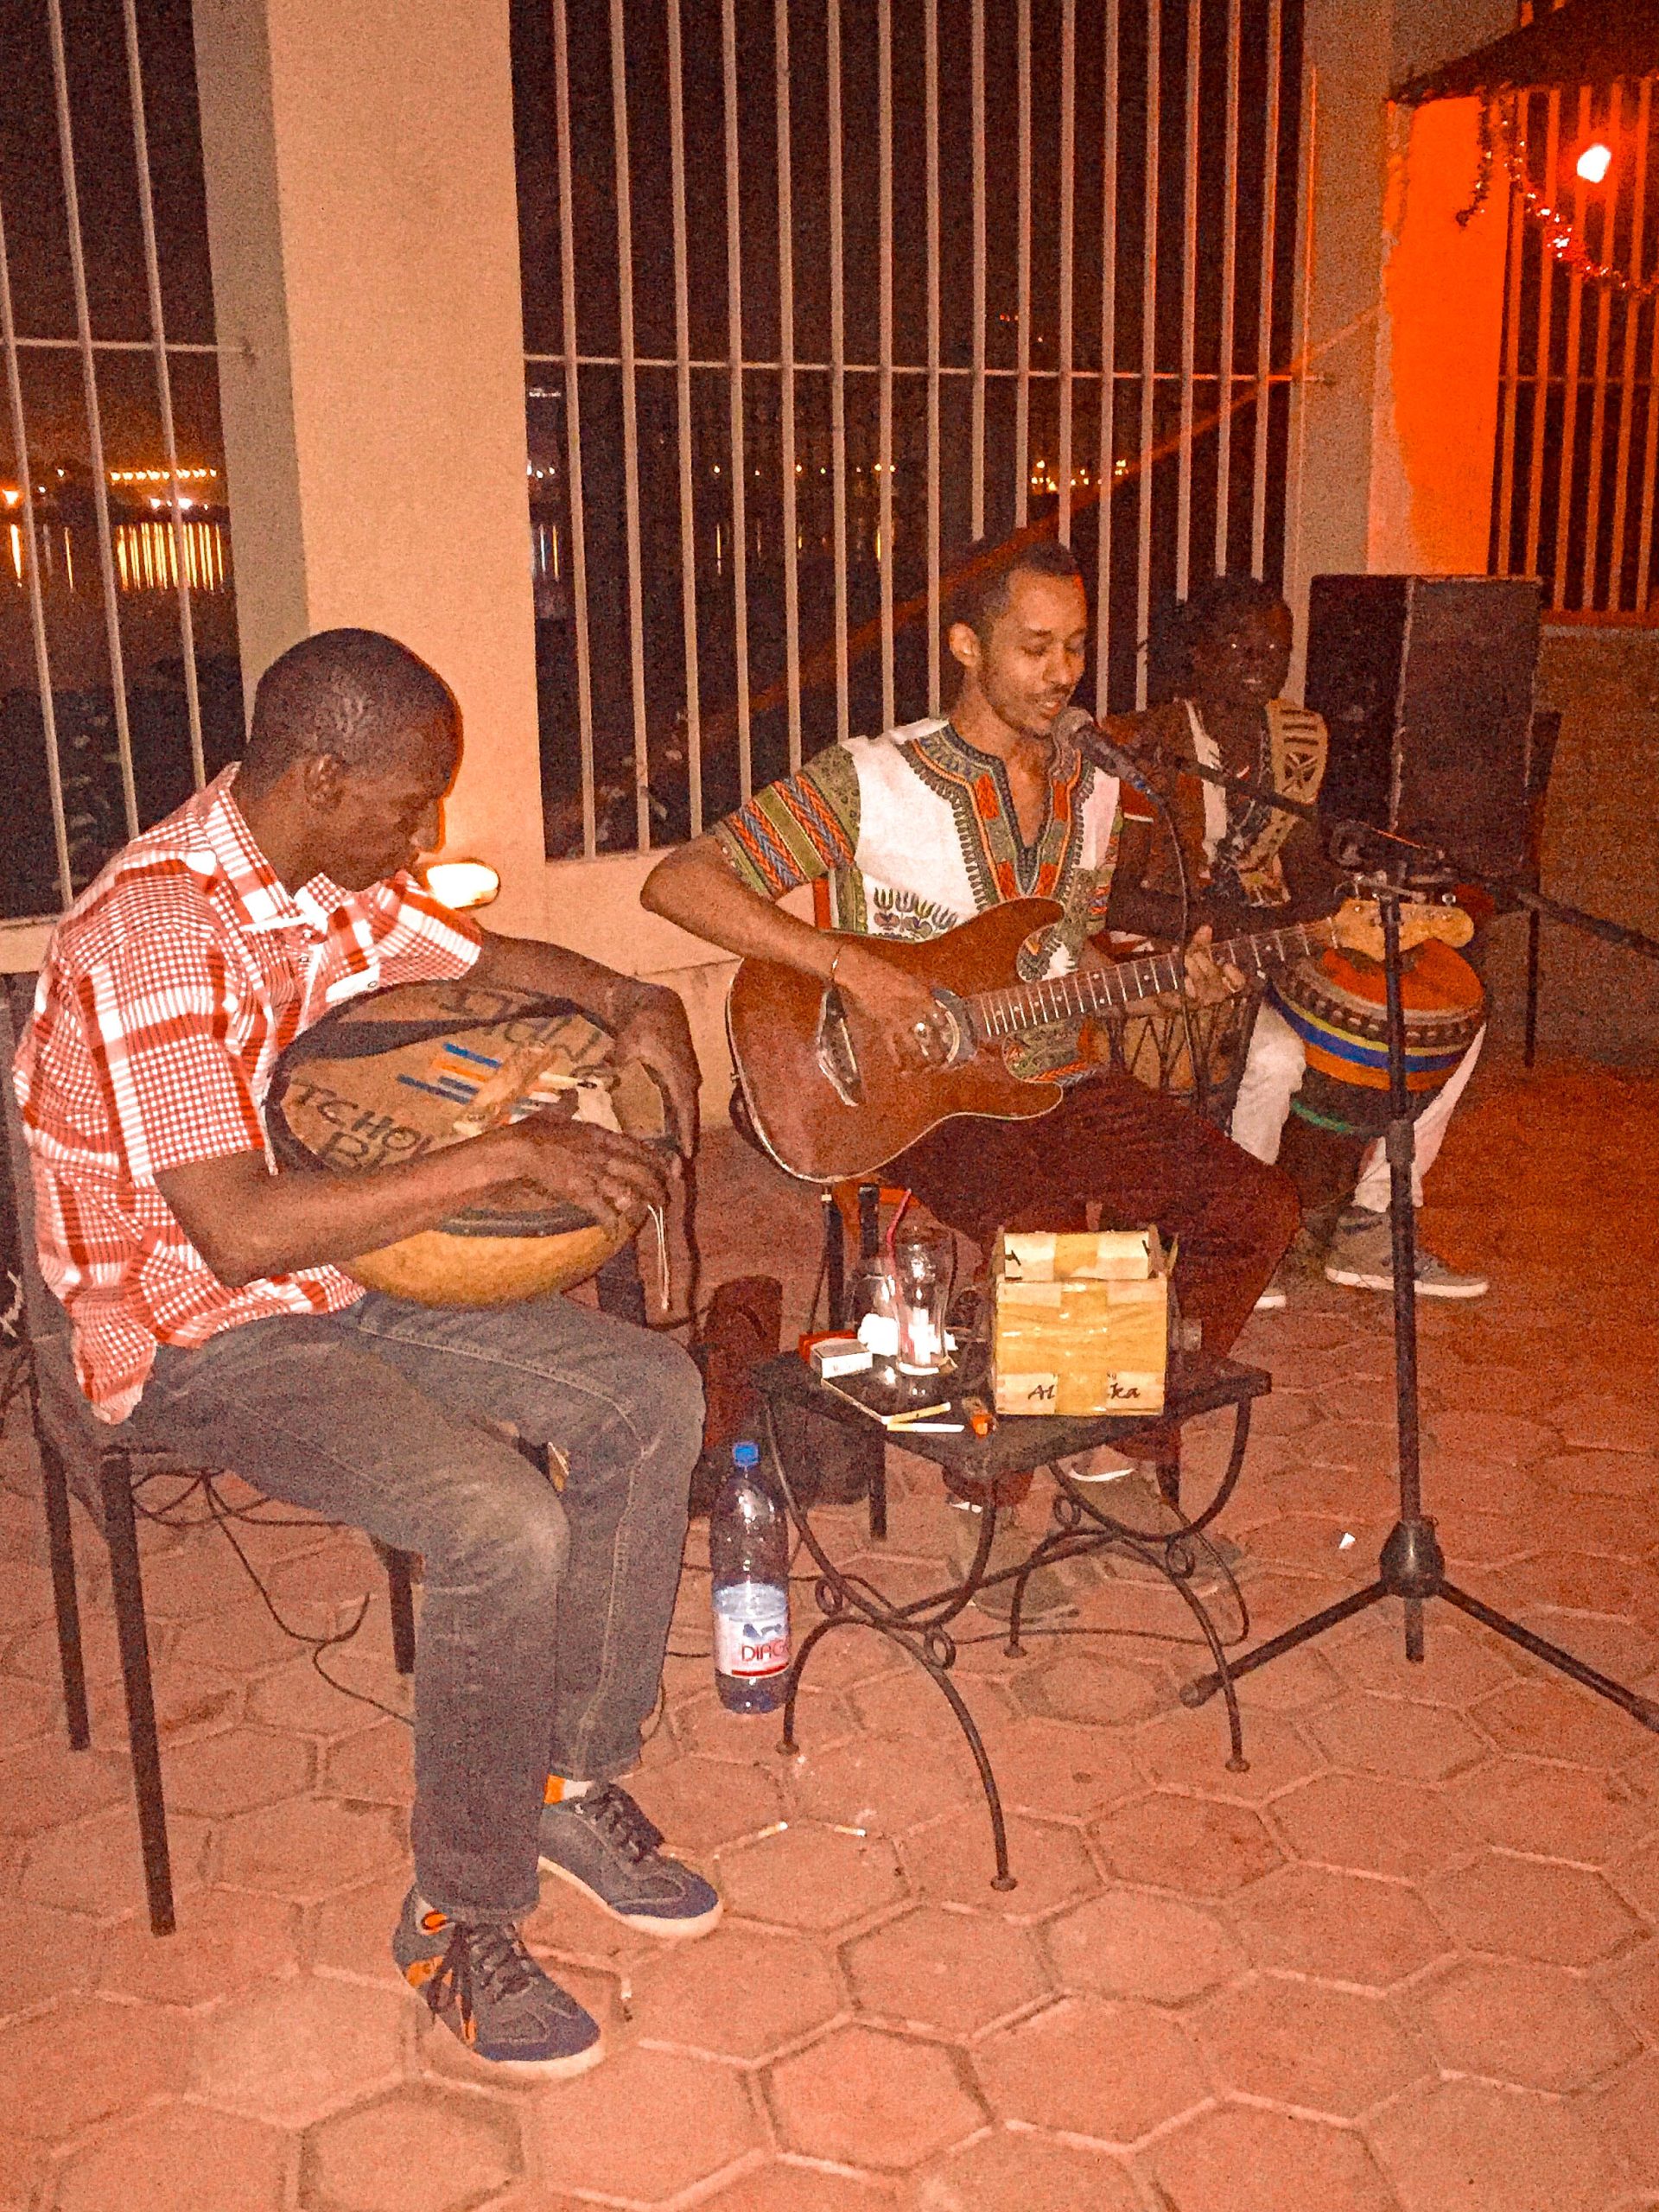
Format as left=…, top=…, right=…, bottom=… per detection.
left=132, top=1467, right=412, bottom=1726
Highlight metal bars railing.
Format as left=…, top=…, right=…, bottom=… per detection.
left=525, top=0, right=1308, bottom=856
left=925, top=0, right=942, bottom=713
left=1, top=0, right=226, bottom=923
left=1133, top=0, right=1162, bottom=704
left=775, top=0, right=803, bottom=772
left=120, top=0, right=205, bottom=793
left=1493, top=77, right=1659, bottom=613
left=0, top=191, right=72, bottom=909
left=47, top=0, right=138, bottom=846
left=1213, top=0, right=1242, bottom=575
left=550, top=0, right=596, bottom=856
left=721, top=0, right=753, bottom=803
left=1093, top=0, right=1121, bottom=720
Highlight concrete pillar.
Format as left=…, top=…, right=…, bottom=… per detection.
left=1293, top=0, right=1513, bottom=655
left=1366, top=97, right=1510, bottom=572
left=191, top=0, right=547, bottom=936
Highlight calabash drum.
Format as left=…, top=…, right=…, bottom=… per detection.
left=265, top=979, right=672, bottom=1306
left=1269, top=938, right=1486, bottom=1140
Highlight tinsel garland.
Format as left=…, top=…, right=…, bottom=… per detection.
left=1455, top=91, right=1659, bottom=302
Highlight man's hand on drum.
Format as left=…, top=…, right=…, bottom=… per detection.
left=504, top=1117, right=670, bottom=1238
left=833, top=941, right=955, bottom=1074
left=610, top=982, right=702, bottom=1157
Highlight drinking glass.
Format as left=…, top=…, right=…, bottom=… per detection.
left=893, top=1224, right=956, bottom=1376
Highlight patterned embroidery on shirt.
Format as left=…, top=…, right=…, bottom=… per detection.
left=868, top=887, right=963, bottom=942
left=713, top=744, right=860, bottom=899
left=1214, top=702, right=1328, bottom=907
left=904, top=723, right=1095, bottom=915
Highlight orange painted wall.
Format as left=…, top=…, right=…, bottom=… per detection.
left=1368, top=97, right=1510, bottom=574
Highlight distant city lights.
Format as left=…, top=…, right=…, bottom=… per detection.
left=108, top=466, right=219, bottom=487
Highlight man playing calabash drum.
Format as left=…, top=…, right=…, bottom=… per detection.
left=15, top=628, right=722, bottom=2079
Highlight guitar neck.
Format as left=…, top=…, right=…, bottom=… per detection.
left=967, top=915, right=1338, bottom=1042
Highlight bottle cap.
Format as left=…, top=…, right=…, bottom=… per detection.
left=732, top=1441, right=760, bottom=1468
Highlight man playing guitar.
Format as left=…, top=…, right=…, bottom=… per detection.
left=643, top=539, right=1300, bottom=1368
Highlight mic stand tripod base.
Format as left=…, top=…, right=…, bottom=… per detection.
left=1185, top=874, right=1659, bottom=1744
left=1182, top=1518, right=1659, bottom=1733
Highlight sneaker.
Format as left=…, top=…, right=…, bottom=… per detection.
left=1253, top=1266, right=1288, bottom=1312
left=391, top=1889, right=603, bottom=2077
left=946, top=1501, right=1077, bottom=1622
left=1066, top=1468, right=1253, bottom=1592
left=538, top=1783, right=723, bottom=1939
left=1058, top=1446, right=1141, bottom=1483
left=1323, top=1207, right=1489, bottom=1299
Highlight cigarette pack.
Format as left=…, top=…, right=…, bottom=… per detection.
left=808, top=1334, right=875, bottom=1380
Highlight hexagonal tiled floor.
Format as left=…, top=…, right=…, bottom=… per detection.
left=5, top=1059, right=1659, bottom=2209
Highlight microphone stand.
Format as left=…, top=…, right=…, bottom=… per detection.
left=1115, top=753, right=1659, bottom=1732
left=1127, top=738, right=1659, bottom=968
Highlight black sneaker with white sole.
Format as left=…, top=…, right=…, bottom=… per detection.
left=537, top=1783, right=723, bottom=1939
left=391, top=1889, right=603, bottom=2077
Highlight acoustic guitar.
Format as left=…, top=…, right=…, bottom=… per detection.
left=728, top=896, right=1472, bottom=1183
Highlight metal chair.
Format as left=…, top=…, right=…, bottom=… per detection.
left=1, top=978, right=417, bottom=1937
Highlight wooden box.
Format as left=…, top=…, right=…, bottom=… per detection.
left=992, top=1228, right=1170, bottom=1417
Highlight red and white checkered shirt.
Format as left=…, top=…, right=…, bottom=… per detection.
left=13, top=767, right=483, bottom=1421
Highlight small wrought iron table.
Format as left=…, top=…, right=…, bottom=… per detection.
left=753, top=1351, right=1271, bottom=1889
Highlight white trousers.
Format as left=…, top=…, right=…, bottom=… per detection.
left=1230, top=1002, right=1485, bottom=1213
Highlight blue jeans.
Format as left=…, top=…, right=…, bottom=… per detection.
left=123, top=1291, right=703, bottom=1922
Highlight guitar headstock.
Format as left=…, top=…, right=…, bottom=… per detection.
left=1331, top=898, right=1474, bottom=963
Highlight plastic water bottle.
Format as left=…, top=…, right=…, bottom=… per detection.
left=710, top=1442, right=791, bottom=1714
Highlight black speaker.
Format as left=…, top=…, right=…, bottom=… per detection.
left=1304, top=575, right=1543, bottom=878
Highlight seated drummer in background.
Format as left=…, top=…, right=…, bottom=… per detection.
left=643, top=537, right=1299, bottom=1592
left=1104, top=574, right=1487, bottom=1306
left=13, top=629, right=720, bottom=2080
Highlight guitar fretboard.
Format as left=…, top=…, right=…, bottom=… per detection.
left=967, top=916, right=1338, bottom=1041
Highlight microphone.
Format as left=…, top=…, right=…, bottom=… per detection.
left=1048, top=705, right=1162, bottom=799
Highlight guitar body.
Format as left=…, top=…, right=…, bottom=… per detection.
left=728, top=899, right=1066, bottom=1183
left=728, top=891, right=1474, bottom=1185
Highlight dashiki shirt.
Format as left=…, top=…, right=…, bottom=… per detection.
left=1122, top=696, right=1327, bottom=909
left=1186, top=696, right=1327, bottom=908
left=714, top=716, right=1122, bottom=1078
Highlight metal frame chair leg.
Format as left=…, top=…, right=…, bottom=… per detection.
left=385, top=1549, right=416, bottom=1675
left=594, top=1243, right=649, bottom=1325
left=34, top=1406, right=90, bottom=1751
left=99, top=1450, right=175, bottom=1936
left=867, top=1451, right=889, bottom=1542
left=822, top=1190, right=847, bottom=1329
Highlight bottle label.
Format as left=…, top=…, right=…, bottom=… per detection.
left=712, top=1581, right=791, bottom=1679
